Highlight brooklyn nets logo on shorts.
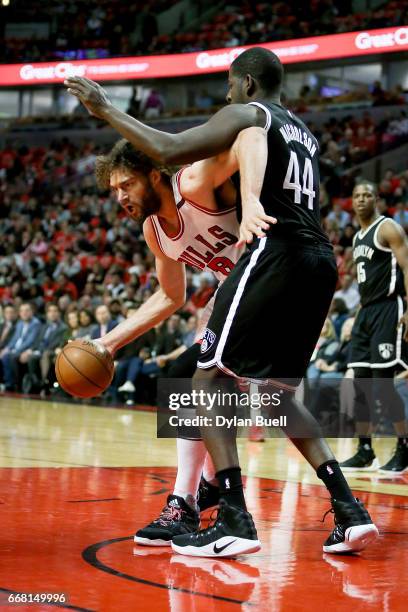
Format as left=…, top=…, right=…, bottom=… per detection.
left=378, top=343, right=394, bottom=360
left=201, top=328, right=216, bottom=353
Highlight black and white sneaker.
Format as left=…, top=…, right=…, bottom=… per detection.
left=379, top=444, right=408, bottom=474
left=171, top=499, right=261, bottom=558
left=339, top=445, right=379, bottom=472
left=134, top=495, right=199, bottom=546
left=197, top=477, right=220, bottom=512
left=323, top=498, right=379, bottom=554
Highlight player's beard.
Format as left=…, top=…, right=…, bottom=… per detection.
left=135, top=180, right=161, bottom=224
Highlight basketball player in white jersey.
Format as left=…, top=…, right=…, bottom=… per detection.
left=93, top=129, right=275, bottom=545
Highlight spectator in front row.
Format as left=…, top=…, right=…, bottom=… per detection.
left=77, top=309, right=95, bottom=338
left=110, top=306, right=156, bottom=402
left=53, top=310, right=82, bottom=382
left=182, top=315, right=198, bottom=348
left=308, top=317, right=355, bottom=418
left=0, top=305, right=18, bottom=350
left=312, top=317, right=354, bottom=380
left=0, top=303, right=42, bottom=391
left=60, top=310, right=82, bottom=344
left=116, top=315, right=186, bottom=403
left=328, top=297, right=349, bottom=339
left=91, top=304, right=117, bottom=338
left=307, top=318, right=339, bottom=385
left=23, top=304, right=67, bottom=393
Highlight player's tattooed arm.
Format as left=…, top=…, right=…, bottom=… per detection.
left=234, top=127, right=277, bottom=247
left=380, top=220, right=408, bottom=340
left=64, top=77, right=264, bottom=164
left=100, top=221, right=186, bottom=355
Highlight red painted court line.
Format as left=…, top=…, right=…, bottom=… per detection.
left=0, top=467, right=406, bottom=612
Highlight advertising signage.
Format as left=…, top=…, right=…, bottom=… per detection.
left=0, top=26, right=406, bottom=86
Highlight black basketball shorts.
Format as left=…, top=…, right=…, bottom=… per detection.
left=348, top=296, right=408, bottom=370
left=198, top=237, right=338, bottom=390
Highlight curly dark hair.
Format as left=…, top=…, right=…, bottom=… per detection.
left=95, top=139, right=177, bottom=190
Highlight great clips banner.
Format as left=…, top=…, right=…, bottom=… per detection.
left=0, top=26, right=407, bottom=86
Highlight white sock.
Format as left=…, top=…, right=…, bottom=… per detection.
left=202, top=452, right=217, bottom=485
left=173, top=439, right=207, bottom=508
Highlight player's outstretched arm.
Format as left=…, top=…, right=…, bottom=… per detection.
left=234, top=127, right=277, bottom=247
left=64, top=77, right=262, bottom=164
left=381, top=220, right=408, bottom=340
left=99, top=222, right=186, bottom=356
left=177, top=125, right=257, bottom=204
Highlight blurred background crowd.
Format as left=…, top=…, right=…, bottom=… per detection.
left=1, top=0, right=407, bottom=63
left=0, top=132, right=406, bottom=411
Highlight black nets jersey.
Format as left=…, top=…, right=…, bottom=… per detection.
left=353, top=216, right=404, bottom=306
left=247, top=101, right=330, bottom=246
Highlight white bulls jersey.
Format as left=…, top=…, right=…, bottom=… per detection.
left=150, top=169, right=243, bottom=283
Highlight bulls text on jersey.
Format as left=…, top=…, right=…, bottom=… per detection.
left=178, top=225, right=237, bottom=276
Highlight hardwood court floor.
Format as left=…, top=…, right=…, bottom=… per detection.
left=0, top=396, right=407, bottom=612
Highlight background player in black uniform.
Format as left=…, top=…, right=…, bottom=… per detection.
left=340, top=182, right=408, bottom=473
left=65, top=49, right=378, bottom=558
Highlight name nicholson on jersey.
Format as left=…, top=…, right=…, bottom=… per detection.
left=178, top=225, right=237, bottom=275
left=279, top=124, right=317, bottom=157
left=353, top=244, right=374, bottom=260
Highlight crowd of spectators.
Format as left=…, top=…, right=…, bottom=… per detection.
left=323, top=110, right=407, bottom=164
left=1, top=0, right=175, bottom=63
left=1, top=0, right=406, bottom=63
left=0, top=137, right=217, bottom=402
left=315, top=109, right=408, bottom=197
left=0, top=124, right=407, bottom=406
left=291, top=82, right=407, bottom=114
left=148, top=0, right=407, bottom=55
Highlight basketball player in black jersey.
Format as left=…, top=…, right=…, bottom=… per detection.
left=65, top=49, right=378, bottom=557
left=340, top=182, right=408, bottom=473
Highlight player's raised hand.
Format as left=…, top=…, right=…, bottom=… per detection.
left=236, top=196, right=277, bottom=248
left=64, top=76, right=113, bottom=119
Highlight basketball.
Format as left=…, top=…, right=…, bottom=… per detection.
left=55, top=339, right=114, bottom=398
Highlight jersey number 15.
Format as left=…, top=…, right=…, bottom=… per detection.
left=283, top=151, right=316, bottom=210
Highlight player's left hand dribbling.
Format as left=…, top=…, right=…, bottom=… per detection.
left=93, top=336, right=116, bottom=358
left=64, top=77, right=112, bottom=119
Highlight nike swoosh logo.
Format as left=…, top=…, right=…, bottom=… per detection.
left=213, top=539, right=237, bottom=554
